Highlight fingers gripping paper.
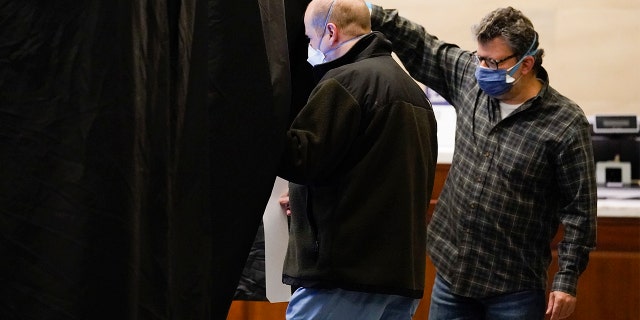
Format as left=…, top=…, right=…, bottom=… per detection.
left=262, top=177, right=292, bottom=302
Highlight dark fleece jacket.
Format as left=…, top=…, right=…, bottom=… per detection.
left=278, top=31, right=438, bottom=299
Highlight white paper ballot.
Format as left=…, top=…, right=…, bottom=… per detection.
left=263, top=177, right=292, bottom=302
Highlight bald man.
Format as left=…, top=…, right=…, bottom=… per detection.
left=277, top=0, right=438, bottom=319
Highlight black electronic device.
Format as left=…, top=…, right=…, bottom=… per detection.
left=591, top=114, right=640, bottom=185
left=593, top=115, right=639, bottom=134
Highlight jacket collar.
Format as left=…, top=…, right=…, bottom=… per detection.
left=312, top=31, right=392, bottom=81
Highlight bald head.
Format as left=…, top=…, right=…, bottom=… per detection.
left=306, top=0, right=371, bottom=38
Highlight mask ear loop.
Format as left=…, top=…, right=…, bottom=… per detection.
left=505, top=33, right=538, bottom=83
left=317, top=0, right=337, bottom=52
left=308, top=0, right=337, bottom=66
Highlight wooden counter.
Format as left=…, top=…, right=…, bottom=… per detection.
left=228, top=164, right=640, bottom=320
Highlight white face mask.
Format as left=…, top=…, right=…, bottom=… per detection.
left=307, top=43, right=326, bottom=66
left=307, top=33, right=369, bottom=66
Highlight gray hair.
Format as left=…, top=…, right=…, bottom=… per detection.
left=473, top=7, right=544, bottom=71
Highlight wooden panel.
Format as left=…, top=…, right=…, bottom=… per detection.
left=228, top=250, right=640, bottom=320
left=428, top=163, right=450, bottom=219
left=552, top=217, right=640, bottom=251
left=227, top=301, right=287, bottom=320
left=546, top=251, right=640, bottom=320
left=228, top=163, right=640, bottom=320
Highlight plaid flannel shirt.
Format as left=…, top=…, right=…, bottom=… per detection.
left=372, top=6, right=597, bottom=298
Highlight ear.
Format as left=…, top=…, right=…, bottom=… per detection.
left=521, top=55, right=536, bottom=75
left=325, top=22, right=340, bottom=45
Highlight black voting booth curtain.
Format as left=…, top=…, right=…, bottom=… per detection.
left=0, top=0, right=312, bottom=319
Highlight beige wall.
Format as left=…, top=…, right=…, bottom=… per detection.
left=374, top=0, right=640, bottom=116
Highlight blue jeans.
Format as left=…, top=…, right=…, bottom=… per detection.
left=429, top=274, right=545, bottom=320
left=286, top=287, right=421, bottom=320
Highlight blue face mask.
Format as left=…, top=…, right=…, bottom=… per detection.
left=474, top=34, right=538, bottom=97
left=474, top=62, right=522, bottom=97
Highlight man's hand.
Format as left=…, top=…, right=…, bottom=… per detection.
left=278, top=191, right=291, bottom=216
left=546, top=291, right=576, bottom=320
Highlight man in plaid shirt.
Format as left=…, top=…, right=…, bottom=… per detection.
left=370, top=5, right=597, bottom=320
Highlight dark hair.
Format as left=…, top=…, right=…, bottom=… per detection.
left=473, top=7, right=544, bottom=71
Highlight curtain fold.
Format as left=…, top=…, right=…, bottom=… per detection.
left=208, top=0, right=283, bottom=316
left=0, top=0, right=311, bottom=319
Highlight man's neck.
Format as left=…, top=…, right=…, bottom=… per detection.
left=324, top=32, right=368, bottom=62
left=501, top=76, right=542, bottom=105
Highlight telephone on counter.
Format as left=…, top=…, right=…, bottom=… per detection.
left=590, top=114, right=640, bottom=192
left=596, top=154, right=632, bottom=187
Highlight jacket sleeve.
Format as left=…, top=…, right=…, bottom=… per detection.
left=278, top=78, right=361, bottom=183
left=370, top=5, right=474, bottom=107
left=370, top=5, right=435, bottom=85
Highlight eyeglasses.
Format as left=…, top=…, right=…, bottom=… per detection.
left=472, top=51, right=517, bottom=70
